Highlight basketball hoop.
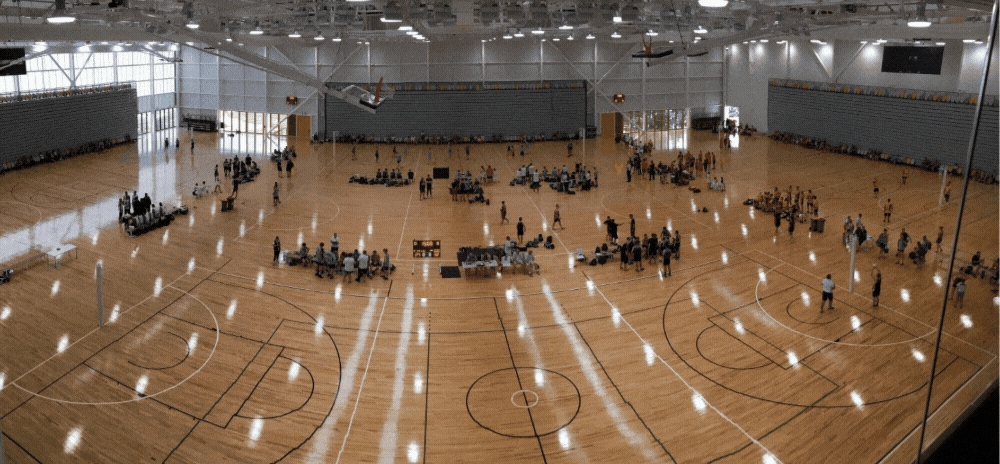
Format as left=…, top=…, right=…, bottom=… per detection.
left=642, top=35, right=653, bottom=55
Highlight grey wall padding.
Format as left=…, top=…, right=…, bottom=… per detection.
left=0, top=88, right=138, bottom=166
left=325, top=82, right=588, bottom=139
left=768, top=85, right=999, bottom=174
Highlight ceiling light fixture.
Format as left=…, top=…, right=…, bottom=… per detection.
left=935, top=41, right=945, bottom=46
left=759, top=39, right=768, bottom=43
left=694, top=26, right=708, bottom=34
left=406, top=30, right=418, bottom=35
left=332, top=36, right=342, bottom=42
left=503, top=34, right=512, bottom=39
left=611, top=31, right=621, bottom=39
left=250, top=28, right=264, bottom=35
left=381, top=17, right=402, bottom=23
left=613, top=14, right=622, bottom=23
left=532, top=29, right=545, bottom=35
left=567, top=35, right=573, bottom=40
left=514, top=31, right=525, bottom=37
left=47, top=0, right=76, bottom=24
left=907, top=3, right=931, bottom=28
left=560, top=24, right=573, bottom=30
left=186, top=21, right=199, bottom=29
left=315, top=34, right=325, bottom=41
left=552, top=38, right=559, bottom=41
left=399, top=25, right=413, bottom=31
left=647, top=30, right=658, bottom=36
left=289, top=31, right=301, bottom=38
left=586, top=33, right=595, bottom=40
left=698, top=0, right=729, bottom=7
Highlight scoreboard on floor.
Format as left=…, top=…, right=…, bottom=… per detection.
left=413, top=240, right=441, bottom=258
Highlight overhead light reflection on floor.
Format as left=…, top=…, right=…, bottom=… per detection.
left=713, top=212, right=719, bottom=224
left=734, top=317, right=745, bottom=334
left=854, top=270, right=860, bottom=282
left=1, top=306, right=10, bottom=320
left=210, top=202, right=216, bottom=216
left=933, top=273, right=943, bottom=286
left=315, top=315, right=325, bottom=336
left=135, top=375, right=148, bottom=395
left=91, top=232, right=99, bottom=245
left=690, top=199, right=697, bottom=212
left=366, top=221, right=372, bottom=235
left=558, top=429, right=570, bottom=449
left=748, top=207, right=755, bottom=220
left=57, top=334, right=69, bottom=353
left=109, top=303, right=120, bottom=323
left=64, top=427, right=82, bottom=454
left=296, top=231, right=303, bottom=247
left=248, top=417, right=264, bottom=444
left=154, top=276, right=162, bottom=296
left=801, top=291, right=810, bottom=306
left=850, top=390, right=864, bottom=408
left=413, top=372, right=423, bottom=394
left=724, top=197, right=729, bottom=209
left=542, top=220, right=548, bottom=232
left=188, top=332, right=199, bottom=355
left=758, top=268, right=767, bottom=283
left=256, top=271, right=264, bottom=290
left=763, top=453, right=778, bottom=464
left=691, top=235, right=698, bottom=249
left=787, top=351, right=798, bottom=366
left=483, top=223, right=489, bottom=235
left=420, top=297, right=427, bottom=307
left=239, top=221, right=246, bottom=237
left=422, top=263, right=428, bottom=282
left=721, top=251, right=728, bottom=264
left=188, top=214, right=195, bottom=227
left=851, top=315, right=861, bottom=330
left=288, top=360, right=300, bottom=382
left=518, top=323, right=526, bottom=337
left=258, top=209, right=264, bottom=224
left=0, top=372, right=5, bottom=391
left=408, top=441, right=420, bottom=463
left=534, top=369, right=544, bottom=386
left=187, top=258, right=195, bottom=273
left=667, top=219, right=673, bottom=231
left=691, top=392, right=707, bottom=413
left=690, top=290, right=700, bottom=306
left=335, top=284, right=342, bottom=303
left=227, top=299, right=238, bottom=320
left=594, top=214, right=601, bottom=227
left=646, top=208, right=651, bottom=219
left=313, top=213, right=319, bottom=232
left=612, top=307, right=621, bottom=328
left=900, top=289, right=910, bottom=302
left=417, top=321, right=426, bottom=345
left=644, top=343, right=655, bottom=366
left=741, top=224, right=748, bottom=238
left=809, top=251, right=817, bottom=263
left=216, top=237, right=224, bottom=255
left=912, top=349, right=925, bottom=362
left=960, top=314, right=973, bottom=328
left=162, top=229, right=169, bottom=245
left=52, top=279, right=60, bottom=296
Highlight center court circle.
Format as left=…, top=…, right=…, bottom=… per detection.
left=466, top=367, right=580, bottom=438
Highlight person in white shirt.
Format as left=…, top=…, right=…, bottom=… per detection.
left=356, top=250, right=369, bottom=282
left=330, top=233, right=339, bottom=255
left=821, top=274, right=836, bottom=312
left=342, top=254, right=355, bottom=283
left=380, top=248, right=391, bottom=279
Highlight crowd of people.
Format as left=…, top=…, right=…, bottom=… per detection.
left=278, top=234, right=394, bottom=283
left=1, top=136, right=131, bottom=174
left=510, top=162, right=598, bottom=194
left=119, top=190, right=175, bottom=237
left=349, top=168, right=413, bottom=186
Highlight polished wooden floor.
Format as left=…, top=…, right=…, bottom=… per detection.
left=0, top=127, right=996, bottom=463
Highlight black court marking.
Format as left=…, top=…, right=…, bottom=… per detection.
left=661, top=262, right=939, bottom=409
left=488, top=298, right=547, bottom=463
left=0, top=261, right=226, bottom=421
left=126, top=331, right=191, bottom=371
left=784, top=296, right=839, bottom=326
left=81, top=363, right=203, bottom=422
left=422, top=331, right=431, bottom=464
left=199, top=321, right=284, bottom=429
left=233, top=355, right=315, bottom=421
left=2, top=431, right=43, bottom=464
left=695, top=326, right=773, bottom=371
left=465, top=366, right=582, bottom=439
left=572, top=323, right=677, bottom=463
left=158, top=273, right=345, bottom=462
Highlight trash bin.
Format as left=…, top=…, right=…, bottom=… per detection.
left=811, top=217, right=825, bottom=233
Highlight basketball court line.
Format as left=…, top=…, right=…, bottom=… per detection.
left=581, top=276, right=786, bottom=463
left=4, top=260, right=227, bottom=397
left=748, top=248, right=996, bottom=357
left=335, top=282, right=393, bottom=464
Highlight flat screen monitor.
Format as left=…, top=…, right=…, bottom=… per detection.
left=881, top=46, right=944, bottom=75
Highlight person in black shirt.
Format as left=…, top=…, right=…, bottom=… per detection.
left=516, top=218, right=525, bottom=243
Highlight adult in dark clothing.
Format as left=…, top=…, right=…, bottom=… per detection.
left=774, top=209, right=782, bottom=235
left=661, top=246, right=672, bottom=277
left=629, top=214, right=636, bottom=238
left=516, top=218, right=525, bottom=243
left=142, top=193, right=152, bottom=214
left=273, top=237, right=281, bottom=263
left=871, top=265, right=882, bottom=307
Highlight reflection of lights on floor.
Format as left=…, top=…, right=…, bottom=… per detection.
left=644, top=343, right=655, bottom=366
left=690, top=290, right=700, bottom=306
left=518, top=323, right=526, bottom=337
left=408, top=441, right=420, bottom=463
left=248, top=417, right=264, bottom=443
left=315, top=315, right=325, bottom=336
left=646, top=208, right=651, bottom=219
left=239, top=221, right=245, bottom=237
left=57, top=334, right=69, bottom=353
left=505, top=288, right=514, bottom=302
left=912, top=349, right=925, bottom=362
left=483, top=223, right=489, bottom=235
left=51, top=279, right=61, bottom=296
left=187, top=258, right=195, bottom=273
left=611, top=307, right=621, bottom=328
left=758, top=268, right=767, bottom=282
left=188, top=214, right=195, bottom=227
left=960, top=314, right=973, bottom=328
left=153, top=276, right=162, bottom=297
left=692, top=392, right=707, bottom=413
left=851, top=315, right=861, bottom=330
left=721, top=251, right=728, bottom=264
left=258, top=209, right=264, bottom=224
left=933, top=273, right=943, bottom=286
left=216, top=237, right=225, bottom=255
left=1, top=306, right=11, bottom=320
left=809, top=251, right=817, bottom=263
left=420, top=297, right=427, bottom=307
left=227, top=299, right=238, bottom=320
left=64, top=428, right=83, bottom=454
left=724, top=197, right=729, bottom=208
left=256, top=271, right=264, bottom=290
left=733, top=317, right=745, bottom=334
left=741, top=224, right=748, bottom=237
left=534, top=369, right=544, bottom=386
left=995, top=296, right=1000, bottom=307
left=763, top=454, right=779, bottom=464
left=413, top=372, right=424, bottom=394
left=787, top=351, right=798, bottom=366
left=690, top=199, right=697, bottom=212
left=713, top=212, right=719, bottom=223
left=690, top=235, right=698, bottom=249
left=109, top=304, right=120, bottom=323
left=748, top=207, right=755, bottom=220
left=417, top=321, right=426, bottom=345
left=850, top=390, right=864, bottom=408
left=136, top=375, right=149, bottom=395
left=801, top=291, right=811, bottom=306
left=667, top=219, right=673, bottom=231
left=854, top=271, right=860, bottom=282
left=594, top=214, right=601, bottom=227
left=162, top=229, right=169, bottom=245
left=558, top=429, right=570, bottom=449
left=900, top=289, right=910, bottom=302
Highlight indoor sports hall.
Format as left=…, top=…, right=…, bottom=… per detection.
left=0, top=1, right=997, bottom=463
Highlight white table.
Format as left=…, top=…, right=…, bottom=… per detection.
left=46, top=245, right=78, bottom=268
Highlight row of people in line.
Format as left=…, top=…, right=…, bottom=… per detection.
left=466, top=241, right=539, bottom=276
left=280, top=239, right=393, bottom=282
